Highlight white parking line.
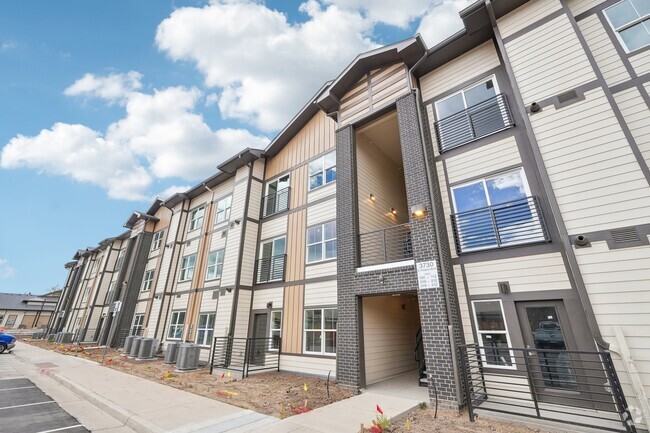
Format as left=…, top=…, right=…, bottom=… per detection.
left=0, top=400, right=55, bottom=410
left=0, top=385, right=36, bottom=391
left=34, top=425, right=84, bottom=433
left=0, top=376, right=23, bottom=380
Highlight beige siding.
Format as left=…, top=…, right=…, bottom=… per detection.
left=497, top=0, right=562, bottom=39
left=464, top=252, right=572, bottom=296
left=420, top=41, right=500, bottom=102
left=304, top=280, right=337, bottom=307
left=239, top=222, right=258, bottom=287
left=280, top=354, right=336, bottom=378
left=454, top=265, right=474, bottom=344
left=261, top=215, right=287, bottom=240
left=568, top=0, right=605, bottom=16
left=199, top=290, right=218, bottom=313
left=220, top=224, right=241, bottom=287
left=305, top=261, right=336, bottom=279
left=281, top=285, right=304, bottom=354
left=574, top=240, right=650, bottom=429
left=613, top=87, right=650, bottom=169
left=286, top=209, right=306, bottom=282
left=252, top=288, right=284, bottom=310
left=252, top=159, right=264, bottom=180
left=248, top=181, right=263, bottom=221
left=578, top=15, right=630, bottom=86
left=362, top=295, right=420, bottom=385
left=505, top=14, right=596, bottom=103
left=436, top=161, right=458, bottom=259
left=233, top=289, right=252, bottom=339
left=306, top=198, right=336, bottom=227
left=445, top=135, right=521, bottom=184
left=630, top=50, right=650, bottom=76
left=214, top=292, right=233, bottom=337
left=530, top=88, right=650, bottom=233
left=308, top=182, right=335, bottom=203
left=291, top=164, right=308, bottom=209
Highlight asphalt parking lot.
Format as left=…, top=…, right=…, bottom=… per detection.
left=0, top=354, right=89, bottom=433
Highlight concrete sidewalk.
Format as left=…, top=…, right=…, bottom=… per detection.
left=10, top=343, right=423, bottom=433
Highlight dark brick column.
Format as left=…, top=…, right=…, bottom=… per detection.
left=396, top=92, right=458, bottom=409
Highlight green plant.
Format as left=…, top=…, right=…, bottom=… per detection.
left=418, top=401, right=428, bottom=410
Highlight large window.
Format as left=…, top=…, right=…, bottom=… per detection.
left=270, top=311, right=282, bottom=350
left=196, top=313, right=215, bottom=346
left=179, top=255, right=196, bottom=281
left=215, top=195, right=232, bottom=224
left=308, top=151, right=336, bottom=190
left=141, top=270, right=154, bottom=292
left=114, top=249, right=126, bottom=271
left=264, top=174, right=290, bottom=217
left=307, top=221, right=337, bottom=263
left=304, top=308, right=337, bottom=355
left=257, top=237, right=286, bottom=283
left=205, top=250, right=225, bottom=280
left=472, top=300, right=515, bottom=368
left=605, top=0, right=650, bottom=52
left=189, top=205, right=205, bottom=231
left=152, top=231, right=164, bottom=251
left=132, top=314, right=144, bottom=336
left=105, top=281, right=116, bottom=304
left=167, top=311, right=185, bottom=340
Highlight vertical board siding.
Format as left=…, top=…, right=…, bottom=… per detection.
left=233, top=289, right=252, bottom=339
left=356, top=133, right=408, bottom=234
left=497, top=0, right=562, bottom=39
left=280, top=354, right=336, bottom=377
left=578, top=15, right=630, bottom=86
left=420, top=41, right=500, bottom=102
left=454, top=265, right=474, bottom=344
left=530, top=89, right=650, bottom=233
left=444, top=136, right=522, bottom=184
left=574, top=240, right=650, bottom=430
left=613, top=88, right=650, bottom=169
left=568, top=0, right=606, bottom=16
left=304, top=280, right=337, bottom=307
left=464, top=252, right=572, bottom=296
left=252, top=288, right=284, bottom=310
left=362, top=295, right=420, bottom=385
left=505, top=15, right=596, bottom=102
left=286, top=209, right=306, bottom=282
left=306, top=198, right=337, bottom=227
left=290, top=165, right=308, bottom=209
left=260, top=215, right=288, bottom=240
left=265, top=111, right=336, bottom=179
left=240, top=222, right=259, bottom=287
left=630, top=50, right=650, bottom=76
left=281, top=285, right=304, bottom=354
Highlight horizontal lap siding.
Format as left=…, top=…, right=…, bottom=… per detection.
left=613, top=88, right=650, bottom=169
left=306, top=199, right=336, bottom=227
left=261, top=215, right=287, bottom=240
left=436, top=161, right=457, bottom=259
left=280, top=354, right=336, bottom=377
left=505, top=15, right=596, bottom=103
left=574, top=240, right=650, bottom=430
left=305, top=261, right=336, bottom=279
left=530, top=89, right=650, bottom=233
left=308, top=182, right=335, bottom=203
left=252, top=288, right=284, bottom=310
left=454, top=265, right=474, bottom=344
left=248, top=181, right=263, bottom=221
left=630, top=50, right=650, bottom=76
left=567, top=0, right=605, bottom=16
left=497, top=0, right=562, bottom=39
left=240, top=222, right=258, bottom=287
left=233, top=289, right=252, bottom=339
left=214, top=292, right=233, bottom=338
left=304, top=280, right=337, bottom=307
left=464, top=252, right=571, bottom=296
left=578, top=15, right=630, bottom=86
left=420, top=41, right=500, bottom=102
left=444, top=136, right=521, bottom=184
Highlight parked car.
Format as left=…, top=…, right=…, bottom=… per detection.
left=0, top=329, right=16, bottom=353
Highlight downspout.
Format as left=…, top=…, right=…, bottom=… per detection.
left=409, top=47, right=464, bottom=406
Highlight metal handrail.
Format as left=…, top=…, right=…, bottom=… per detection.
left=209, top=336, right=281, bottom=377
left=255, top=254, right=286, bottom=284
left=434, top=93, right=514, bottom=153
left=262, top=187, right=290, bottom=218
left=358, top=223, right=413, bottom=266
left=450, top=196, right=549, bottom=254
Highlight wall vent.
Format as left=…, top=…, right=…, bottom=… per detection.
left=497, top=281, right=511, bottom=294
left=611, top=227, right=640, bottom=244
left=558, top=90, right=578, bottom=103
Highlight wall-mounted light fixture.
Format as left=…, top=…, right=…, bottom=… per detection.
left=225, top=287, right=233, bottom=293
left=266, top=301, right=273, bottom=309
left=411, top=204, right=427, bottom=218
left=369, top=193, right=376, bottom=201
left=390, top=207, right=397, bottom=215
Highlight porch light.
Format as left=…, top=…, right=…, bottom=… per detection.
left=369, top=193, right=376, bottom=201
left=390, top=207, right=397, bottom=215
left=411, top=204, right=427, bottom=218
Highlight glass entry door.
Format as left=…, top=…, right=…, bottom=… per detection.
left=251, top=313, right=268, bottom=364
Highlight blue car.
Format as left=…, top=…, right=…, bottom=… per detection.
left=0, top=330, right=16, bottom=353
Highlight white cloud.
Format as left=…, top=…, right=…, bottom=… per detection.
left=1, top=41, right=17, bottom=51
left=0, top=259, right=16, bottom=278
left=157, top=184, right=192, bottom=201
left=64, top=71, right=143, bottom=104
left=324, top=0, right=433, bottom=28
left=416, top=0, right=472, bottom=47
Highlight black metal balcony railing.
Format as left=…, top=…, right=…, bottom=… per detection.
left=262, top=187, right=290, bottom=218
left=359, top=223, right=413, bottom=267
left=434, top=94, right=514, bottom=153
left=255, top=254, right=286, bottom=284
left=209, top=336, right=281, bottom=377
left=451, top=196, right=549, bottom=255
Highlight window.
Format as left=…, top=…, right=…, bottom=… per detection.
left=270, top=311, right=282, bottom=350
left=605, top=0, right=650, bottom=52
left=141, top=270, right=155, bottom=292
left=434, top=76, right=512, bottom=151
left=451, top=168, right=545, bottom=252
left=179, top=255, right=196, bottom=281
left=257, top=237, right=286, bottom=283
left=472, top=300, right=515, bottom=368
left=215, top=196, right=232, bottom=224
left=307, top=221, right=337, bottom=263
left=308, top=151, right=336, bottom=190
left=264, top=175, right=290, bottom=217
left=131, top=314, right=144, bottom=336
left=114, top=249, right=126, bottom=271
left=168, top=311, right=185, bottom=339
left=189, top=206, right=205, bottom=231
left=196, top=313, right=215, bottom=346
left=105, top=281, right=116, bottom=304
left=205, top=250, right=225, bottom=280
left=152, top=231, right=164, bottom=251
left=304, top=308, right=337, bottom=355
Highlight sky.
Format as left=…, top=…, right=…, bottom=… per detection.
left=0, top=0, right=471, bottom=294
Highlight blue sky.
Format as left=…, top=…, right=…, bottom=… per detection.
left=0, top=0, right=468, bottom=294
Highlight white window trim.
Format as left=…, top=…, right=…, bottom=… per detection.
left=188, top=205, right=206, bottom=232
left=167, top=311, right=185, bottom=340
left=151, top=231, right=164, bottom=251
left=195, top=313, right=215, bottom=347
left=205, top=249, right=225, bottom=281
left=306, top=221, right=337, bottom=264
left=471, top=299, right=516, bottom=370
left=308, top=151, right=336, bottom=191
left=604, top=1, right=650, bottom=54
left=141, top=269, right=155, bottom=292
left=179, top=254, right=196, bottom=282
left=303, top=307, right=337, bottom=356
left=269, top=310, right=282, bottom=351
left=215, top=195, right=233, bottom=225
left=434, top=74, right=501, bottom=120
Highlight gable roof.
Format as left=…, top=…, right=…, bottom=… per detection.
left=0, top=292, right=57, bottom=312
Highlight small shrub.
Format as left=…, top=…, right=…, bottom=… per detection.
left=418, top=401, right=428, bottom=410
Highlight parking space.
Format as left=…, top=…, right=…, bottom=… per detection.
left=0, top=354, right=89, bottom=433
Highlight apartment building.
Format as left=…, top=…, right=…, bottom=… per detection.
left=49, top=0, right=649, bottom=430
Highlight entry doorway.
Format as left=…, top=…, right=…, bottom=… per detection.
left=251, top=313, right=268, bottom=364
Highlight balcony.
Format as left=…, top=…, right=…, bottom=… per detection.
left=358, top=223, right=413, bottom=267
left=262, top=187, right=290, bottom=218
left=255, top=254, right=286, bottom=284
left=434, top=94, right=514, bottom=153
left=451, top=196, right=550, bottom=254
